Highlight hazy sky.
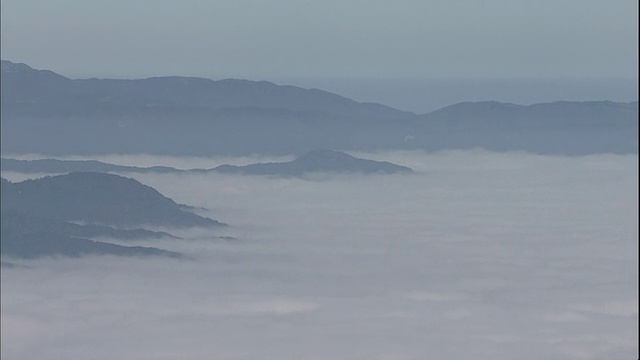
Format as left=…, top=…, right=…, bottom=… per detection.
left=1, top=0, right=637, bottom=81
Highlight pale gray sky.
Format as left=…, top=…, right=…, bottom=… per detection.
left=1, top=0, right=638, bottom=111
left=2, top=0, right=637, bottom=79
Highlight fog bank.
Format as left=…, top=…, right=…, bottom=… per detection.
left=2, top=151, right=638, bottom=359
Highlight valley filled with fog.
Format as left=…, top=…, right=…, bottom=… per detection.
left=2, top=150, right=637, bottom=359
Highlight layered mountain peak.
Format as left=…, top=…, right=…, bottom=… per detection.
left=213, top=150, right=413, bottom=176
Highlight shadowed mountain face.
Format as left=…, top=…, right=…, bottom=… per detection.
left=1, top=60, right=637, bottom=156
left=0, top=173, right=222, bottom=258
left=0, top=60, right=408, bottom=120
left=212, top=150, right=414, bottom=176
left=1, top=173, right=223, bottom=228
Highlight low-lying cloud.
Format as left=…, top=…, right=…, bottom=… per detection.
left=2, top=150, right=638, bottom=359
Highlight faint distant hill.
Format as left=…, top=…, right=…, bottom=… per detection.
left=1, top=173, right=223, bottom=228
left=2, top=60, right=637, bottom=156
left=425, top=100, right=638, bottom=124
left=417, top=101, right=638, bottom=154
left=0, top=60, right=407, bottom=120
left=211, top=150, right=413, bottom=176
left=1, top=150, right=413, bottom=176
left=1, top=158, right=184, bottom=174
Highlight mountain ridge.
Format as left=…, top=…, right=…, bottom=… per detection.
left=5, top=59, right=636, bottom=116
left=0, top=172, right=221, bottom=258
left=2, top=60, right=637, bottom=156
left=210, top=149, right=414, bottom=176
left=1, top=150, right=413, bottom=176
left=1, top=60, right=411, bottom=120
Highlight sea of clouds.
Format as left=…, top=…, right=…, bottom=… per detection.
left=1, top=150, right=638, bottom=359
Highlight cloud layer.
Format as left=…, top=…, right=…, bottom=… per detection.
left=2, top=150, right=638, bottom=359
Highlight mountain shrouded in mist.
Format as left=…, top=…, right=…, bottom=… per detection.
left=211, top=149, right=414, bottom=176
left=1, top=173, right=223, bottom=228
left=0, top=173, right=223, bottom=258
left=1, top=150, right=413, bottom=176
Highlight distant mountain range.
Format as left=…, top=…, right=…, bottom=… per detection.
left=1, top=158, right=186, bottom=174
left=1, top=60, right=637, bottom=155
left=1, top=173, right=224, bottom=258
left=417, top=100, right=638, bottom=154
left=1, top=150, right=413, bottom=176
